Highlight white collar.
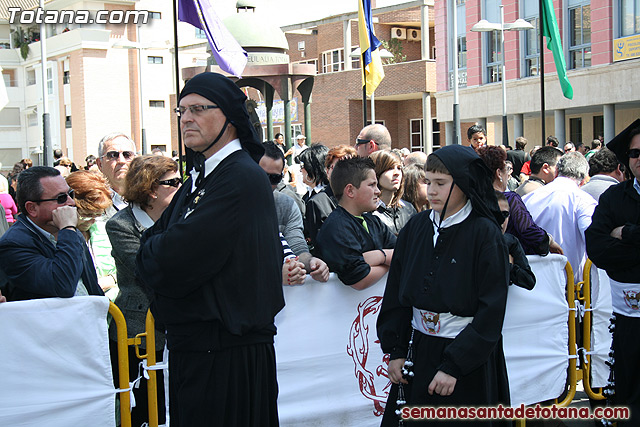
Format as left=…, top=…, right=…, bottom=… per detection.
left=131, top=203, right=155, bottom=229
left=190, top=139, right=242, bottom=192
left=429, top=199, right=472, bottom=230
left=26, top=216, right=57, bottom=244
left=112, top=191, right=128, bottom=210
left=308, top=184, right=325, bottom=196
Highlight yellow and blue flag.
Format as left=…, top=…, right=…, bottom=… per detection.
left=358, top=0, right=384, bottom=96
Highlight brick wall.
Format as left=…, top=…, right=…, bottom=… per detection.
left=287, top=32, right=318, bottom=64
left=308, top=60, right=434, bottom=149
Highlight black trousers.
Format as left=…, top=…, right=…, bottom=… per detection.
left=168, top=342, right=279, bottom=427
left=612, top=313, right=640, bottom=426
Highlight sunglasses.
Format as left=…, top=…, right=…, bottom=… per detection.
left=628, top=148, right=640, bottom=159
left=102, top=151, right=134, bottom=161
left=267, top=173, right=283, bottom=185
left=500, top=210, right=510, bottom=220
left=355, top=138, right=378, bottom=147
left=31, top=189, right=75, bottom=204
left=157, top=177, right=182, bottom=188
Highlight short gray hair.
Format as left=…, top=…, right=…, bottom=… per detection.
left=557, top=152, right=589, bottom=182
left=360, top=124, right=391, bottom=150
left=97, top=132, right=135, bottom=157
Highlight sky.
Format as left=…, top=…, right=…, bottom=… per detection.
left=215, top=0, right=406, bottom=27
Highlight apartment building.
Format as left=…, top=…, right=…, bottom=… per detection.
left=280, top=0, right=438, bottom=151
left=0, top=0, right=208, bottom=170
left=435, top=0, right=640, bottom=148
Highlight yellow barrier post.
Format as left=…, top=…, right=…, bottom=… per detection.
left=108, top=301, right=132, bottom=427
left=131, top=310, right=160, bottom=427
left=144, top=310, right=159, bottom=427
left=556, top=262, right=578, bottom=407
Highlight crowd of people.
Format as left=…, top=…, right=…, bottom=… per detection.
left=0, top=71, right=638, bottom=427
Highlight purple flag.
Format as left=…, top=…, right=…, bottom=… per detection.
left=178, top=0, right=247, bottom=77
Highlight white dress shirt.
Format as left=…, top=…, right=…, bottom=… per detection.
left=190, top=139, right=242, bottom=192
left=523, top=176, right=597, bottom=281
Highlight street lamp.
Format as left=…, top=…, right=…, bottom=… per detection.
left=471, top=5, right=533, bottom=146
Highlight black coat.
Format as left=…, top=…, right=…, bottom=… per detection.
left=0, top=214, right=102, bottom=301
left=373, top=200, right=417, bottom=235
left=315, top=205, right=396, bottom=286
left=504, top=232, right=536, bottom=290
left=136, top=150, right=284, bottom=351
left=304, top=185, right=337, bottom=247
left=586, top=179, right=640, bottom=283
left=377, top=210, right=509, bottom=377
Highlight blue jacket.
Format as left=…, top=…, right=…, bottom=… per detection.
left=0, top=214, right=102, bottom=301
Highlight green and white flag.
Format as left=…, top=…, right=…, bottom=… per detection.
left=541, top=0, right=573, bottom=99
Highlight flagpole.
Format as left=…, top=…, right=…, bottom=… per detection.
left=539, top=0, right=546, bottom=143
left=451, top=0, right=460, bottom=145
left=362, top=53, right=367, bottom=127
left=172, top=0, right=184, bottom=178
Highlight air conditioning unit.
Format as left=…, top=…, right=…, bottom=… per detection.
left=391, top=27, right=406, bottom=40
left=408, top=29, right=421, bottom=42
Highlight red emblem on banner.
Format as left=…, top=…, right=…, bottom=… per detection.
left=347, top=296, right=389, bottom=417
left=623, top=290, right=640, bottom=310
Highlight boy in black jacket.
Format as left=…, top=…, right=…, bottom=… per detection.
left=315, top=157, right=396, bottom=290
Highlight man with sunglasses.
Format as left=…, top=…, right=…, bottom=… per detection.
left=355, top=123, right=391, bottom=157
left=586, top=119, right=640, bottom=426
left=260, top=141, right=330, bottom=283
left=137, top=72, right=283, bottom=426
left=0, top=166, right=103, bottom=301
left=96, top=132, right=136, bottom=212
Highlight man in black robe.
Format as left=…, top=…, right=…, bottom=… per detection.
left=136, top=72, right=284, bottom=427
left=586, top=119, right=640, bottom=426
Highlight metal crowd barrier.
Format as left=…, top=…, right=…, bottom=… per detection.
left=109, top=302, right=162, bottom=427
left=516, top=259, right=609, bottom=427
left=576, top=259, right=606, bottom=401
left=126, top=259, right=611, bottom=427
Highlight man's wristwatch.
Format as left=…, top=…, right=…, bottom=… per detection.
left=61, top=225, right=77, bottom=232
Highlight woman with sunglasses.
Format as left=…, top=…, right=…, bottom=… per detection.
left=66, top=170, right=118, bottom=300
left=477, top=145, right=563, bottom=256
left=105, top=155, right=180, bottom=426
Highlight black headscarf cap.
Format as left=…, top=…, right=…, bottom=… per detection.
left=431, top=145, right=504, bottom=227
left=606, top=118, right=640, bottom=170
left=179, top=72, right=264, bottom=164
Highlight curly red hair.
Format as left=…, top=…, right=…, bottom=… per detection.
left=477, top=145, right=507, bottom=174
left=66, top=170, right=113, bottom=214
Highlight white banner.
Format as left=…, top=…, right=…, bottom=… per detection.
left=0, top=296, right=115, bottom=427
left=276, top=274, right=388, bottom=426
left=276, top=255, right=580, bottom=423
left=588, top=265, right=613, bottom=388
left=502, top=255, right=570, bottom=405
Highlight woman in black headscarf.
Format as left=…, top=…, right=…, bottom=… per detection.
left=377, top=145, right=511, bottom=426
